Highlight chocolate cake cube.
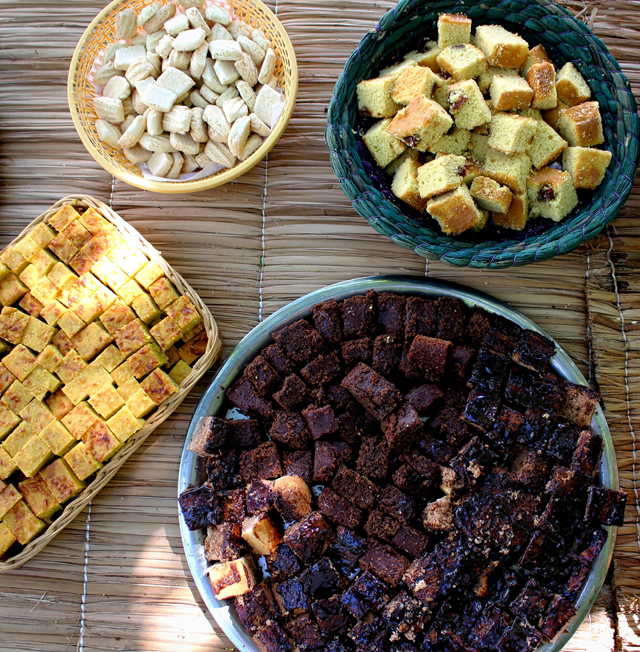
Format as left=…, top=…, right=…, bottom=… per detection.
left=318, top=487, right=362, bottom=529
left=342, top=337, right=374, bottom=367
left=332, top=465, right=378, bottom=509
left=178, top=485, right=221, bottom=530
left=314, top=441, right=352, bottom=484
left=562, top=382, right=599, bottom=428
left=220, top=488, right=247, bottom=523
left=392, top=525, right=429, bottom=557
left=449, top=345, right=475, bottom=381
left=239, top=442, right=282, bottom=483
left=517, top=530, right=562, bottom=580
left=284, top=511, right=333, bottom=564
left=331, top=525, right=367, bottom=572
left=488, top=407, right=525, bottom=454
left=469, top=605, right=513, bottom=650
left=436, top=297, right=465, bottom=341
left=270, top=411, right=311, bottom=450
left=381, top=401, right=422, bottom=449
left=342, top=290, right=377, bottom=338
left=546, top=420, right=581, bottom=463
left=512, top=330, right=555, bottom=374
left=540, top=595, right=576, bottom=640
left=405, top=297, right=438, bottom=339
left=253, top=622, right=294, bottom=652
left=401, top=450, right=441, bottom=484
left=245, top=355, right=281, bottom=396
left=489, top=316, right=522, bottom=349
left=372, top=334, right=401, bottom=377
left=206, top=449, right=241, bottom=490
left=262, top=343, right=294, bottom=376
left=342, top=362, right=401, bottom=420
left=492, top=570, right=522, bottom=606
left=571, top=429, right=602, bottom=477
left=303, top=404, right=339, bottom=439
left=187, top=416, right=228, bottom=457
left=504, top=366, right=535, bottom=407
left=510, top=577, right=553, bottom=625
left=360, top=540, right=409, bottom=587
left=235, top=582, right=278, bottom=633
left=530, top=377, right=565, bottom=413
left=399, top=341, right=423, bottom=381
left=312, top=596, right=350, bottom=636
left=245, top=479, right=274, bottom=515
left=468, top=347, right=510, bottom=392
left=585, top=486, right=627, bottom=526
left=326, top=384, right=357, bottom=413
left=575, top=526, right=607, bottom=564
left=483, top=328, right=519, bottom=355
left=405, top=383, right=443, bottom=413
left=564, top=562, right=590, bottom=603
left=204, top=522, right=245, bottom=561
left=495, top=618, right=541, bottom=652
left=393, top=463, right=427, bottom=495
left=283, top=450, right=312, bottom=484
left=365, top=509, right=401, bottom=542
left=342, top=571, right=388, bottom=619
left=382, top=590, right=424, bottom=642
left=300, top=556, right=342, bottom=600
left=418, top=434, right=456, bottom=465
left=357, top=436, right=390, bottom=480
left=431, top=407, right=469, bottom=446
left=462, top=388, right=501, bottom=432
left=378, top=484, right=414, bottom=521
left=536, top=497, right=576, bottom=540
left=267, top=543, right=302, bottom=582
left=273, top=577, right=310, bottom=615
left=272, top=319, right=326, bottom=366
left=518, top=406, right=557, bottom=445
left=407, top=335, right=452, bottom=383
left=300, top=350, right=342, bottom=387
left=377, top=293, right=406, bottom=334
left=545, top=465, right=585, bottom=497
left=227, top=377, right=275, bottom=419
left=465, top=309, right=492, bottom=347
left=348, top=614, right=389, bottom=652
left=285, top=613, right=323, bottom=651
left=510, top=448, right=548, bottom=488
left=227, top=419, right=263, bottom=448
left=273, top=374, right=310, bottom=411
left=312, top=300, right=343, bottom=343
left=335, top=411, right=362, bottom=445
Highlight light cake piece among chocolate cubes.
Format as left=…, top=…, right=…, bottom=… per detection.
left=387, top=96, right=453, bottom=151
left=562, top=146, right=612, bottom=190
left=448, top=79, right=491, bottom=130
left=527, top=167, right=578, bottom=222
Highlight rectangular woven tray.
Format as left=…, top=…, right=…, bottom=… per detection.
left=0, top=194, right=222, bottom=572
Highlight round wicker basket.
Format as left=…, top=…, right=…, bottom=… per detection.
left=68, top=0, right=298, bottom=194
left=326, top=0, right=640, bottom=269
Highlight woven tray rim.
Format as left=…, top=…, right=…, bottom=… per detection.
left=0, top=194, right=222, bottom=572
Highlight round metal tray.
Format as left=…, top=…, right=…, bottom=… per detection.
left=178, top=275, right=618, bottom=652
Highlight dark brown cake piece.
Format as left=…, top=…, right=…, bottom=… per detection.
left=348, top=614, right=389, bottom=652
left=245, top=479, right=274, bottom=515
left=487, top=406, right=525, bottom=455
left=564, top=562, right=591, bottom=602
left=300, top=556, right=342, bottom=600
left=585, top=486, right=627, bottom=526
left=393, top=525, right=429, bottom=557
left=332, top=465, right=378, bottom=509
left=510, top=448, right=549, bottom=488
left=431, top=407, right=469, bottom=447
left=342, top=337, right=374, bottom=367
left=468, top=604, right=513, bottom=649
left=512, top=330, right=555, bottom=374
left=312, top=300, right=343, bottom=343
left=342, top=362, right=401, bottom=420
left=571, top=429, right=602, bottom=477
left=405, top=297, right=438, bottom=339
left=436, top=296, right=465, bottom=341
left=235, top=582, right=278, bottom=633
left=227, top=419, right=263, bottom=448
left=468, top=347, right=510, bottom=393
left=313, top=441, right=352, bottom=484
left=381, top=401, right=422, bottom=449
left=519, top=406, right=558, bottom=446
left=283, top=450, right=312, bottom=484
left=270, top=411, right=311, bottom=450
left=343, top=289, right=377, bottom=338
left=273, top=577, right=310, bottom=615
left=342, top=570, right=390, bottom=619
left=325, top=383, right=357, bottom=413
left=510, top=577, right=553, bottom=626
left=449, top=345, right=475, bottom=381
left=462, top=388, right=501, bottom=432
left=365, top=509, right=401, bottom=542
left=546, top=420, right=580, bottom=463
left=312, top=596, right=350, bottom=636
left=360, top=540, right=409, bottom=587
left=504, top=366, right=535, bottom=407
left=465, top=308, right=492, bottom=347
left=393, top=463, right=427, bottom=495
left=263, top=343, right=294, bottom=376
left=267, top=543, right=302, bottom=582
left=377, top=293, right=406, bottom=334
left=378, top=484, right=415, bottom=521
left=405, top=383, right=443, bottom=413
left=283, top=511, right=333, bottom=564
left=300, top=351, right=342, bottom=387
left=517, top=530, right=563, bottom=582
left=562, top=381, right=599, bottom=428
left=407, top=335, right=452, bottom=383
left=303, top=404, right=340, bottom=439
left=575, top=526, right=607, bottom=565
left=179, top=485, right=221, bottom=530
left=245, top=355, right=281, bottom=396
left=205, top=522, right=245, bottom=561
left=540, top=595, right=576, bottom=640
left=220, top=488, right=247, bottom=523
left=272, top=319, right=325, bottom=366
left=253, top=621, right=294, bottom=652
left=285, top=613, right=323, bottom=651
left=239, top=442, right=282, bottom=482
left=496, top=618, right=541, bottom=652
left=206, top=449, right=241, bottom=490
left=187, top=416, right=228, bottom=456
left=357, top=435, right=390, bottom=480
left=399, top=341, right=424, bottom=381
left=545, top=465, right=585, bottom=497
left=331, top=525, right=367, bottom=572
left=273, top=374, right=310, bottom=411
left=318, top=487, right=362, bottom=529
left=227, top=377, right=275, bottom=419
left=335, top=411, right=362, bottom=446
left=382, top=591, right=425, bottom=643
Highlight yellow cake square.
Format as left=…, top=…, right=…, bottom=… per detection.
left=169, top=360, right=191, bottom=385
left=116, top=377, right=141, bottom=402
left=0, top=363, right=15, bottom=394
left=149, top=277, right=179, bottom=310
left=48, top=233, right=78, bottom=265
left=13, top=434, right=54, bottom=477
left=46, top=388, right=74, bottom=420
left=56, top=349, right=87, bottom=384
left=62, top=220, right=91, bottom=248
left=0, top=307, right=30, bottom=345
left=30, top=222, right=56, bottom=249
left=104, top=267, right=129, bottom=293
left=127, top=343, right=168, bottom=379
left=49, top=203, right=81, bottom=231
left=135, top=261, right=164, bottom=290
left=178, top=331, right=208, bottom=365
left=40, top=420, right=76, bottom=456
left=72, top=322, right=113, bottom=361
left=40, top=458, right=85, bottom=503
left=100, top=301, right=136, bottom=337
left=82, top=421, right=123, bottom=463
left=79, top=207, right=112, bottom=235
left=3, top=421, right=33, bottom=457
left=115, top=319, right=153, bottom=357
left=165, top=295, right=202, bottom=332
left=18, top=292, right=44, bottom=318
left=111, top=362, right=135, bottom=386
left=140, top=369, right=178, bottom=405
left=0, top=446, right=17, bottom=480
left=94, top=345, right=125, bottom=373
left=3, top=344, right=37, bottom=381
left=0, top=260, right=9, bottom=282
left=0, top=273, right=28, bottom=307
left=36, top=344, right=64, bottom=374
left=41, top=300, right=65, bottom=326
left=72, top=296, right=102, bottom=324
left=52, top=330, right=73, bottom=355
left=13, top=236, right=41, bottom=262
left=182, top=322, right=204, bottom=344
left=64, top=442, right=102, bottom=481
left=3, top=500, right=46, bottom=544
left=69, top=250, right=97, bottom=276
left=81, top=232, right=119, bottom=262
left=22, top=317, right=56, bottom=352
left=30, top=248, right=58, bottom=276
left=2, top=381, right=34, bottom=414
left=62, top=364, right=112, bottom=405
left=19, top=264, right=42, bottom=290
left=90, top=257, right=117, bottom=284
left=23, top=365, right=60, bottom=400
left=131, top=293, right=162, bottom=324
left=76, top=272, right=102, bottom=297
left=150, top=316, right=182, bottom=351
left=108, top=244, right=147, bottom=277
left=0, top=484, right=22, bottom=519
left=0, top=406, right=20, bottom=441
left=93, top=285, right=117, bottom=312
left=1, top=247, right=28, bottom=274
left=57, top=310, right=86, bottom=338
left=165, top=346, right=181, bottom=368
left=19, top=399, right=55, bottom=432
left=107, top=406, right=144, bottom=443
left=0, top=521, right=16, bottom=555
left=48, top=262, right=78, bottom=290
left=117, top=278, right=145, bottom=306
left=18, top=475, right=60, bottom=522
left=62, top=401, right=100, bottom=439
left=126, top=389, right=156, bottom=418
left=88, top=384, right=125, bottom=419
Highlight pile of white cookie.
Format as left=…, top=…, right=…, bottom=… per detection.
left=92, top=0, right=283, bottom=179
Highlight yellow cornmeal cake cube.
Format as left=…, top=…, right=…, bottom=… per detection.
left=127, top=343, right=168, bottom=380
left=53, top=330, right=73, bottom=355
left=62, top=401, right=101, bottom=440
left=556, top=62, right=591, bottom=107
left=48, top=233, right=78, bottom=265
left=19, top=264, right=42, bottom=291
left=36, top=344, right=64, bottom=373
left=58, top=310, right=86, bottom=338
left=94, top=345, right=125, bottom=373
left=31, top=277, right=59, bottom=306
left=493, top=191, right=529, bottom=231
left=99, top=301, right=136, bottom=337
left=30, top=222, right=56, bottom=249
left=82, top=421, right=123, bottom=463
left=127, top=389, right=157, bottom=418
left=436, top=44, right=487, bottom=81
left=0, top=273, right=28, bottom=306
left=528, top=167, right=579, bottom=222
left=18, top=475, right=60, bottom=522
left=3, top=500, right=45, bottom=545
left=13, top=434, right=54, bottom=477
left=20, top=399, right=55, bottom=432
left=88, top=384, right=125, bottom=419
left=433, top=77, right=454, bottom=111
left=0, top=260, right=8, bottom=282
left=0, top=521, right=16, bottom=555
left=107, top=245, right=147, bottom=278
left=0, top=363, right=15, bottom=394
left=484, top=150, right=531, bottom=194
left=490, top=75, right=533, bottom=112
left=72, top=296, right=102, bottom=324
left=379, top=59, right=417, bottom=80
left=13, top=236, right=41, bottom=262
left=403, top=43, right=441, bottom=73
left=488, top=113, right=538, bottom=154
left=0, top=484, right=22, bottom=519
left=19, top=292, right=43, bottom=318
left=40, top=420, right=76, bottom=456
left=131, top=293, right=162, bottom=325
left=557, top=101, right=604, bottom=148
left=562, top=146, right=612, bottom=190
left=356, top=76, right=401, bottom=119
left=2, top=381, right=34, bottom=414
left=104, top=266, right=129, bottom=293
left=522, top=44, right=551, bottom=76
left=528, top=120, right=568, bottom=170
left=117, top=278, right=145, bottom=306
left=22, top=317, right=56, bottom=352
left=149, top=277, right=180, bottom=310
left=417, top=154, right=466, bottom=199
left=527, top=62, right=557, bottom=110
left=165, top=345, right=182, bottom=367
left=93, top=285, right=117, bottom=313
left=111, top=362, right=135, bottom=387
left=165, top=295, right=202, bottom=333
left=384, top=148, right=419, bottom=176
left=81, top=232, right=120, bottom=264
left=115, top=319, right=153, bottom=357
left=1, top=247, right=28, bottom=274
left=391, top=157, right=428, bottom=212
left=79, top=207, right=112, bottom=235
left=40, top=458, right=85, bottom=504
left=391, top=66, right=439, bottom=106
left=72, top=322, right=113, bottom=361
left=448, top=80, right=491, bottom=130
left=41, top=299, right=65, bottom=326
left=48, top=203, right=80, bottom=231
left=140, top=369, right=179, bottom=405
left=89, top=258, right=115, bottom=284
left=468, top=127, right=490, bottom=163
left=48, top=262, right=77, bottom=290
left=62, top=365, right=112, bottom=405
left=0, top=406, right=20, bottom=440
left=107, top=406, right=144, bottom=443
left=3, top=343, right=37, bottom=381
left=135, top=261, right=164, bottom=290
left=56, top=350, right=87, bottom=384
left=437, top=13, right=472, bottom=49
left=3, top=421, right=33, bottom=457
left=427, top=185, right=486, bottom=236
left=46, top=389, right=74, bottom=420
left=387, top=96, right=453, bottom=152
left=23, top=366, right=61, bottom=401
left=117, top=378, right=141, bottom=402
left=0, top=446, right=17, bottom=480
left=169, top=360, right=192, bottom=385
left=470, top=176, right=513, bottom=213
left=0, top=307, right=30, bottom=345
left=178, top=331, right=207, bottom=365
left=62, top=220, right=91, bottom=248
left=64, top=442, right=102, bottom=481
left=363, top=119, right=407, bottom=168
left=30, top=249, right=57, bottom=277
left=474, top=25, right=529, bottom=69
left=478, top=66, right=519, bottom=95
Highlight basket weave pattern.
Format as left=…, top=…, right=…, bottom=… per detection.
left=0, top=195, right=222, bottom=572
left=68, top=0, right=297, bottom=194
left=326, top=0, right=640, bottom=269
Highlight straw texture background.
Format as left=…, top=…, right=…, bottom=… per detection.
left=0, top=0, right=637, bottom=650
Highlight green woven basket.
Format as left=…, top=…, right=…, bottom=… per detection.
left=326, top=0, right=640, bottom=269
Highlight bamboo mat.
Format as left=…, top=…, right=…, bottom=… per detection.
left=0, top=0, right=638, bottom=650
